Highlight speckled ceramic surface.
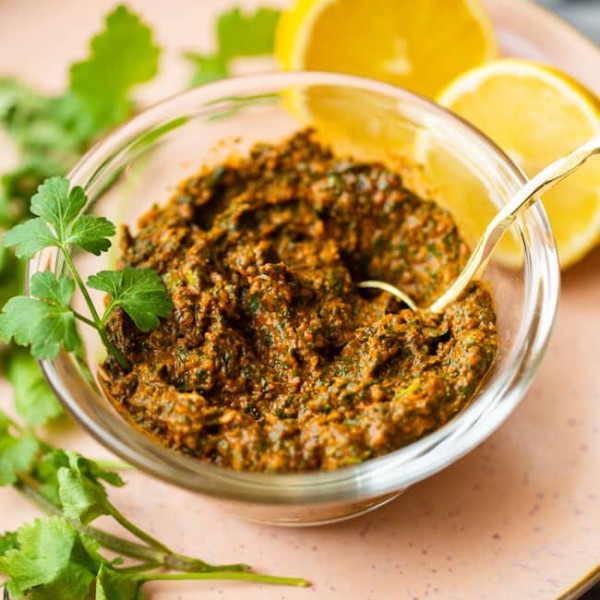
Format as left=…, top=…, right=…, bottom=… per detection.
left=0, top=0, right=599, bottom=598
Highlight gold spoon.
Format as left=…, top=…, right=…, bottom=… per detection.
left=360, top=135, right=600, bottom=313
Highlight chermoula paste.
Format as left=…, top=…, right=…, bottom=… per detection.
left=101, top=129, right=497, bottom=472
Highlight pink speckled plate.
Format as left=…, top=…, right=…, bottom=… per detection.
left=0, top=1, right=599, bottom=598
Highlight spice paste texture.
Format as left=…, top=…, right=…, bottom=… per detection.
left=102, top=129, right=498, bottom=472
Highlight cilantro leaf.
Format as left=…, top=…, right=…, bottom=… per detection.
left=0, top=249, right=25, bottom=310
left=29, top=176, right=83, bottom=235
left=4, top=352, right=64, bottom=427
left=0, top=517, right=99, bottom=600
left=35, top=450, right=124, bottom=510
left=67, top=214, right=116, bottom=255
left=58, top=467, right=110, bottom=525
left=0, top=79, right=90, bottom=161
left=0, top=434, right=38, bottom=487
left=30, top=271, right=75, bottom=306
left=70, top=5, right=161, bottom=129
left=30, top=177, right=116, bottom=254
left=0, top=532, right=18, bottom=557
left=3, top=176, right=115, bottom=258
left=33, top=450, right=74, bottom=507
left=0, top=79, right=52, bottom=152
left=66, top=452, right=125, bottom=489
left=0, top=157, right=63, bottom=229
left=186, top=7, right=280, bottom=86
left=0, top=272, right=79, bottom=360
left=185, top=53, right=229, bottom=86
left=2, top=218, right=58, bottom=260
left=88, top=267, right=173, bottom=332
left=217, top=7, right=280, bottom=61
left=96, top=565, right=144, bottom=600
left=0, top=78, right=33, bottom=122
left=1, top=175, right=170, bottom=369
left=57, top=450, right=124, bottom=525
left=0, top=414, right=39, bottom=486
left=32, top=451, right=67, bottom=507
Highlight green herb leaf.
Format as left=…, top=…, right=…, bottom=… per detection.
left=0, top=250, right=25, bottom=310
left=58, top=467, right=110, bottom=525
left=185, top=53, right=229, bottom=86
left=69, top=453, right=125, bottom=489
left=88, top=267, right=173, bottom=332
left=2, top=218, right=59, bottom=260
left=217, top=7, right=280, bottom=61
left=29, top=177, right=83, bottom=237
left=29, top=176, right=115, bottom=254
left=0, top=414, right=39, bottom=486
left=70, top=5, right=161, bottom=129
left=67, top=214, right=116, bottom=255
left=58, top=449, right=130, bottom=524
left=0, top=78, right=33, bottom=122
left=34, top=450, right=124, bottom=510
left=0, top=157, right=64, bottom=229
left=0, top=272, right=79, bottom=360
left=96, top=564, right=144, bottom=600
left=32, top=451, right=68, bottom=507
left=186, top=7, right=280, bottom=86
left=0, top=433, right=38, bottom=487
left=0, top=78, right=53, bottom=152
left=0, top=517, right=99, bottom=600
left=30, top=271, right=75, bottom=307
left=0, top=532, right=18, bottom=557
left=2, top=176, right=115, bottom=258
left=1, top=175, right=170, bottom=368
left=0, top=79, right=90, bottom=160
left=4, top=352, right=63, bottom=427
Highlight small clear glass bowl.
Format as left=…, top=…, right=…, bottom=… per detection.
left=31, top=72, right=559, bottom=526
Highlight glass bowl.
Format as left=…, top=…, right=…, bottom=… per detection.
left=31, top=72, right=559, bottom=526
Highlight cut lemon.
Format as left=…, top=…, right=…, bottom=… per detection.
left=432, top=59, right=600, bottom=269
left=275, top=0, right=497, bottom=99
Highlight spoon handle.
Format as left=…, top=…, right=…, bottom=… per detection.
left=428, top=134, right=600, bottom=313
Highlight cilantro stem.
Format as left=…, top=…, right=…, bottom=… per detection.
left=100, top=299, right=119, bottom=327
left=14, top=473, right=249, bottom=573
left=158, top=552, right=250, bottom=573
left=60, top=248, right=130, bottom=370
left=98, top=328, right=130, bottom=370
left=138, top=572, right=311, bottom=587
left=115, top=561, right=162, bottom=574
left=60, top=249, right=101, bottom=323
left=72, top=310, right=97, bottom=328
left=105, top=503, right=171, bottom=554
left=92, top=458, right=132, bottom=470
left=14, top=472, right=177, bottom=561
left=104, top=503, right=249, bottom=572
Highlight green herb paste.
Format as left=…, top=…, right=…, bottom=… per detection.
left=102, top=129, right=497, bottom=472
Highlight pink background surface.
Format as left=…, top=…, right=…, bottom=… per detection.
left=0, top=0, right=599, bottom=598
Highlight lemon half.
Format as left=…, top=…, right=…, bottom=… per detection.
left=275, top=0, right=497, bottom=98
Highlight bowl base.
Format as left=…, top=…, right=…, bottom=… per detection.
left=217, top=490, right=405, bottom=527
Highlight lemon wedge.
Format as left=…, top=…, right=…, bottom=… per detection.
left=433, top=59, right=600, bottom=268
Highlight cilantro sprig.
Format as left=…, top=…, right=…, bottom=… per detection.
left=0, top=5, right=161, bottom=231
left=186, top=7, right=280, bottom=85
left=0, top=415, right=309, bottom=598
left=0, top=176, right=173, bottom=370
left=0, top=3, right=163, bottom=425
left=70, top=5, right=161, bottom=130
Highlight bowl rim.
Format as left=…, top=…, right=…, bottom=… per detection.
left=33, top=70, right=560, bottom=505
